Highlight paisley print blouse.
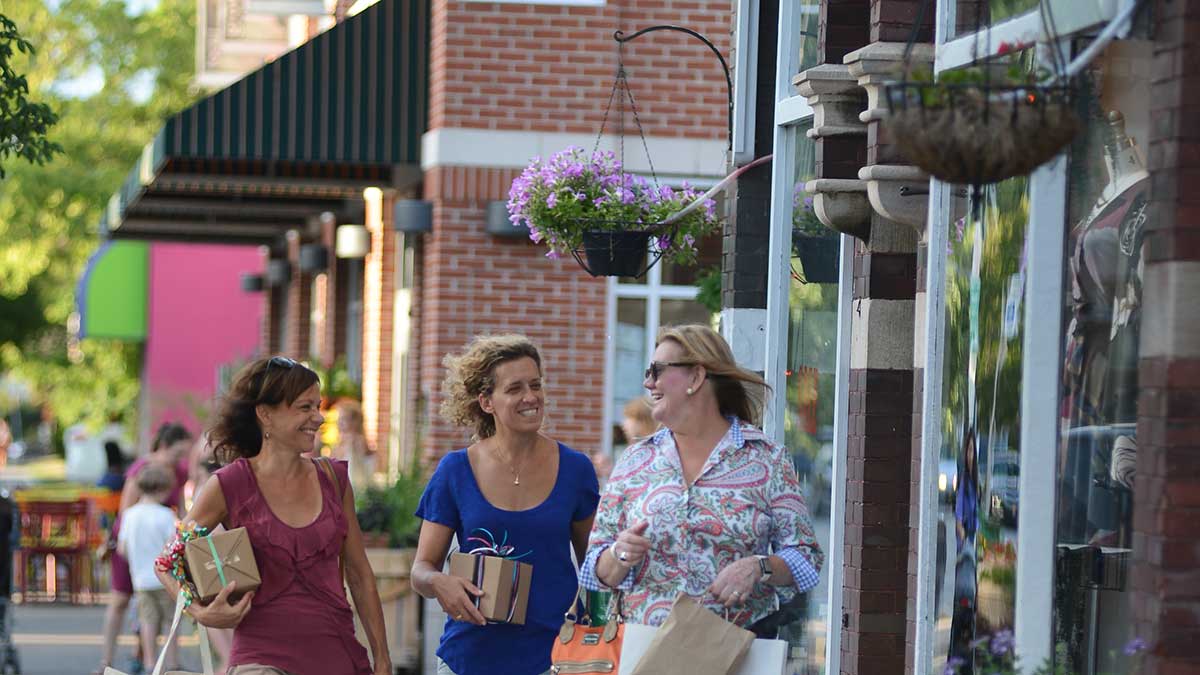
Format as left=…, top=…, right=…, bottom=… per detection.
left=580, top=418, right=823, bottom=627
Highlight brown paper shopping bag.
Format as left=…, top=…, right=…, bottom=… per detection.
left=626, top=594, right=755, bottom=675
left=183, top=527, right=261, bottom=603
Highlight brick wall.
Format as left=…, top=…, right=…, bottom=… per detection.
left=822, top=0, right=870, bottom=66
left=418, top=166, right=607, bottom=462
left=284, top=233, right=312, bottom=360
left=1132, top=2, right=1200, bottom=672
left=429, top=0, right=730, bottom=139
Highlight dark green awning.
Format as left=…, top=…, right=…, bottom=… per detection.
left=105, top=0, right=427, bottom=243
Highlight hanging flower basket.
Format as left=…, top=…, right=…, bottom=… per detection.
left=792, top=233, right=840, bottom=284
left=580, top=230, right=651, bottom=277
left=884, top=80, right=1078, bottom=185
left=506, top=146, right=719, bottom=277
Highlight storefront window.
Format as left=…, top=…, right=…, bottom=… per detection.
left=1053, top=39, right=1151, bottom=675
left=797, top=0, right=820, bottom=74
left=934, top=175, right=1029, bottom=674
left=951, top=0, right=1039, bottom=38
left=778, top=122, right=835, bottom=675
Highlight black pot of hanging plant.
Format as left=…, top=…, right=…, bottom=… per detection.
left=884, top=63, right=1078, bottom=185
left=581, top=228, right=651, bottom=278
left=791, top=231, right=840, bottom=284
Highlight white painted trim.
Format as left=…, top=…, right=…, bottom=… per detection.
left=731, top=0, right=760, bottom=165
left=601, top=276, right=618, bottom=460
left=822, top=233, right=853, bottom=675
left=914, top=178, right=949, bottom=675
left=936, top=0, right=955, bottom=47
left=612, top=284, right=701, bottom=300
left=720, top=308, right=768, bottom=372
left=1015, top=153, right=1067, bottom=674
left=774, top=0, right=802, bottom=105
left=421, top=128, right=726, bottom=178
left=935, top=11, right=1042, bottom=73
left=762, top=122, right=794, bottom=442
left=776, top=96, right=814, bottom=127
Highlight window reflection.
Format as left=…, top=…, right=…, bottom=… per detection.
left=778, top=121, right=835, bottom=675
left=935, top=178, right=1028, bottom=675
left=1053, top=40, right=1151, bottom=675
left=951, top=0, right=1039, bottom=38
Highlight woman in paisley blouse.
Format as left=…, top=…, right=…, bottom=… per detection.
left=580, top=324, right=823, bottom=630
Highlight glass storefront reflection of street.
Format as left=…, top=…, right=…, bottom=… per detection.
left=935, top=176, right=1029, bottom=675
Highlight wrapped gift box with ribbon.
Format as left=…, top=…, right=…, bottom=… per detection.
left=184, top=527, right=261, bottom=604
left=447, top=529, right=533, bottom=625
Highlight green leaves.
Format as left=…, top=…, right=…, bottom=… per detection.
left=0, top=13, right=63, bottom=178
left=0, top=0, right=196, bottom=433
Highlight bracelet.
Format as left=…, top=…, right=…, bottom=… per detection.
left=154, top=521, right=211, bottom=608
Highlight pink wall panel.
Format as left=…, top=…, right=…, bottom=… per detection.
left=143, top=243, right=264, bottom=437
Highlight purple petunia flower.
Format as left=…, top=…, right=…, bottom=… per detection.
left=942, top=657, right=966, bottom=675
left=545, top=249, right=562, bottom=259
left=546, top=193, right=558, bottom=209
left=1123, top=638, right=1147, bottom=656
left=989, top=630, right=1015, bottom=656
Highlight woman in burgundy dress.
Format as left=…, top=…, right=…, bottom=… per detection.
left=165, top=357, right=390, bottom=675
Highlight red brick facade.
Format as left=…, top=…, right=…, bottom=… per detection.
left=429, top=0, right=729, bottom=141
left=417, top=166, right=607, bottom=461
left=1133, top=2, right=1200, bottom=672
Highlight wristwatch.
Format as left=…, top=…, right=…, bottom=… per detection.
left=754, top=555, right=773, bottom=583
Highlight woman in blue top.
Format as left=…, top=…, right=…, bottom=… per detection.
left=414, top=334, right=600, bottom=675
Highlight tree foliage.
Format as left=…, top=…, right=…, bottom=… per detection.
left=0, top=0, right=196, bottom=433
left=0, top=13, right=61, bottom=178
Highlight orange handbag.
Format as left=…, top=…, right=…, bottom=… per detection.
left=550, top=587, right=623, bottom=674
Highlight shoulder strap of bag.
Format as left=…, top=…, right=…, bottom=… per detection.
left=316, top=457, right=347, bottom=581
left=151, top=591, right=214, bottom=675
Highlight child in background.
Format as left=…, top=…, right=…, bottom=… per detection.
left=117, top=464, right=181, bottom=672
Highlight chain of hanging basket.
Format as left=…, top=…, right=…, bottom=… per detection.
left=569, top=26, right=749, bottom=278
left=883, top=0, right=1080, bottom=195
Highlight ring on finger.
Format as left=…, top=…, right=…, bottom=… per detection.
left=618, top=549, right=629, bottom=562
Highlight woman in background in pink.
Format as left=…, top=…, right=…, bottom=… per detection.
left=96, top=422, right=192, bottom=675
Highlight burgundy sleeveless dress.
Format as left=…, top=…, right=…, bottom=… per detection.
left=216, top=458, right=373, bottom=675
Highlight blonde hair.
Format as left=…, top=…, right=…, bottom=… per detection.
left=441, top=334, right=543, bottom=439
left=135, top=462, right=175, bottom=496
left=335, top=399, right=364, bottom=432
left=656, top=324, right=769, bottom=426
left=621, top=397, right=656, bottom=438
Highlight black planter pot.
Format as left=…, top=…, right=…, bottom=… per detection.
left=580, top=230, right=650, bottom=277
left=792, top=234, right=840, bottom=284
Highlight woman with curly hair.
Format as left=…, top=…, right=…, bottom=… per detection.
left=413, top=334, right=599, bottom=675
left=158, top=356, right=391, bottom=675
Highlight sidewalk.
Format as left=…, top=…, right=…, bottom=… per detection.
left=9, top=602, right=204, bottom=675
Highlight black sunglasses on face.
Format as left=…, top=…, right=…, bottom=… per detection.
left=644, top=361, right=693, bottom=381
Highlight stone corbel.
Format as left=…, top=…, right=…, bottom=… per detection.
left=793, top=64, right=870, bottom=240
left=845, top=42, right=935, bottom=233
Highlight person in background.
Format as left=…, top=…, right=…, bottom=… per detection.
left=412, top=334, right=599, bottom=675
left=582, top=324, right=823, bottom=632
left=118, top=463, right=182, bottom=673
left=620, top=396, right=657, bottom=443
left=98, top=441, right=127, bottom=491
left=185, top=433, right=234, bottom=672
left=332, top=399, right=376, bottom=494
left=95, top=423, right=193, bottom=675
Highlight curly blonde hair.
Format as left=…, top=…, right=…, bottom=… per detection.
left=441, top=334, right=543, bottom=439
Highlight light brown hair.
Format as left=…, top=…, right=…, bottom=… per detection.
left=441, top=334, right=543, bottom=440
left=656, top=324, right=770, bottom=426
left=135, top=462, right=175, bottom=497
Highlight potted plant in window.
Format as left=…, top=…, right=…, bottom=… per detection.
left=791, top=184, right=840, bottom=284
left=506, top=146, right=720, bottom=277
